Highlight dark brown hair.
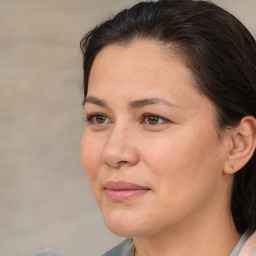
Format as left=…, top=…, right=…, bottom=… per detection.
left=80, top=0, right=256, bottom=233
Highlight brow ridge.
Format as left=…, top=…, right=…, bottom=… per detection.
left=84, top=96, right=177, bottom=109
left=83, top=96, right=108, bottom=108
left=129, top=98, right=175, bottom=108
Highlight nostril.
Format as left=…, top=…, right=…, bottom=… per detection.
left=117, top=160, right=129, bottom=167
left=104, top=160, right=128, bottom=168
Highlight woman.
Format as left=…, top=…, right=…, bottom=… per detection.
left=80, top=0, right=256, bottom=255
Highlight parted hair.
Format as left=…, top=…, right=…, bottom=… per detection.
left=80, top=0, right=256, bottom=233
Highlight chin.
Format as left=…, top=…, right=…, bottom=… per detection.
left=102, top=208, right=147, bottom=238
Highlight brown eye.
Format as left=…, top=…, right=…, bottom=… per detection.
left=95, top=115, right=107, bottom=124
left=142, top=114, right=169, bottom=126
left=147, top=115, right=160, bottom=125
left=86, top=114, right=109, bottom=124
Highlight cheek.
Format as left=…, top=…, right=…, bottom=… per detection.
left=139, top=130, right=225, bottom=224
left=142, top=127, right=223, bottom=195
left=81, top=131, right=102, bottom=184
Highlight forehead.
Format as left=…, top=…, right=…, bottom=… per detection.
left=88, top=39, right=197, bottom=96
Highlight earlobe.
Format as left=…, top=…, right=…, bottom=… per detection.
left=224, top=116, right=256, bottom=174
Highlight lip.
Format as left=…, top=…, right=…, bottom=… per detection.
left=104, top=181, right=150, bottom=202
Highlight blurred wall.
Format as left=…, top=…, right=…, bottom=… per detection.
left=0, top=1, right=255, bottom=256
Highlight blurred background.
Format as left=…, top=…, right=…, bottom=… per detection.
left=0, top=0, right=255, bottom=255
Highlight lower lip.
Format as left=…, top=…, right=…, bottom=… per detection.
left=105, top=189, right=149, bottom=202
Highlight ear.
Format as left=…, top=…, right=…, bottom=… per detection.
left=224, top=116, right=256, bottom=174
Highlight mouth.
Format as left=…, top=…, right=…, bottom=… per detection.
left=104, top=181, right=150, bottom=202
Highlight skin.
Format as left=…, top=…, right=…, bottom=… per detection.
left=81, top=40, right=240, bottom=255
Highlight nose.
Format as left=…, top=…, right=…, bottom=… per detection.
left=101, top=123, right=139, bottom=169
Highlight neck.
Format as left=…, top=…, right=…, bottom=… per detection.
left=134, top=215, right=240, bottom=256
left=134, top=224, right=240, bottom=256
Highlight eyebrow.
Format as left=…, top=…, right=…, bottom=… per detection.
left=129, top=98, right=177, bottom=108
left=83, top=96, right=108, bottom=108
left=84, top=96, right=179, bottom=109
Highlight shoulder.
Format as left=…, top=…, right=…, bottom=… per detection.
left=239, top=231, right=256, bottom=256
left=102, top=238, right=135, bottom=256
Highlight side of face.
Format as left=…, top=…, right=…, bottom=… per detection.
left=81, top=40, right=234, bottom=238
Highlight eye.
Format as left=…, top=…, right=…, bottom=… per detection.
left=85, top=113, right=110, bottom=125
left=143, top=114, right=168, bottom=125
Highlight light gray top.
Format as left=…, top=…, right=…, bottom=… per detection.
left=35, top=249, right=65, bottom=256
left=35, top=230, right=254, bottom=256
left=102, top=238, right=135, bottom=256
left=102, top=230, right=253, bottom=256
left=230, top=231, right=252, bottom=256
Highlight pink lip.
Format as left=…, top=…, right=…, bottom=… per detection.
left=104, top=181, right=150, bottom=202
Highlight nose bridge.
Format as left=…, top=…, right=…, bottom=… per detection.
left=102, top=121, right=138, bottom=168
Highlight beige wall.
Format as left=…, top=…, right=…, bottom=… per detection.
left=0, top=1, right=255, bottom=255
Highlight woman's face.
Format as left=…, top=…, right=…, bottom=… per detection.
left=81, top=40, right=232, bottom=238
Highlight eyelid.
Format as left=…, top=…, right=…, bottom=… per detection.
left=142, top=113, right=170, bottom=125
left=85, top=112, right=111, bottom=125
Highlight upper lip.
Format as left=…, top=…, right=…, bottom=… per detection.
left=104, top=181, right=150, bottom=190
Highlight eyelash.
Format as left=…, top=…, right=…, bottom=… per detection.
left=142, top=114, right=169, bottom=125
left=85, top=113, right=170, bottom=126
left=85, top=113, right=111, bottom=125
